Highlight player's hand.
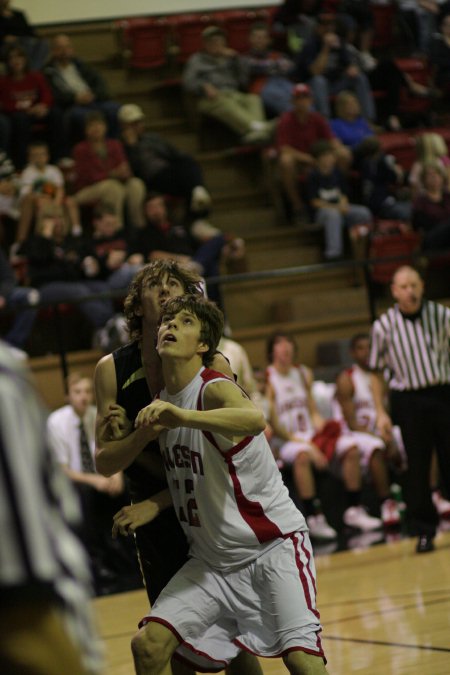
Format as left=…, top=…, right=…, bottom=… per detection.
left=112, top=499, right=160, bottom=538
left=106, top=404, right=133, bottom=439
left=310, top=445, right=329, bottom=470
left=135, top=400, right=187, bottom=429
left=376, top=411, right=392, bottom=439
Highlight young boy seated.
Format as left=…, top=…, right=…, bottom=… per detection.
left=305, top=140, right=373, bottom=260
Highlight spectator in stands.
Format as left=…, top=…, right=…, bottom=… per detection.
left=430, top=13, right=450, bottom=96
left=409, top=132, right=450, bottom=198
left=275, top=82, right=351, bottom=225
left=0, top=149, right=19, bottom=247
left=266, top=331, right=385, bottom=537
left=85, top=203, right=144, bottom=292
left=134, top=193, right=244, bottom=305
left=271, top=0, right=320, bottom=56
left=411, top=161, right=450, bottom=250
left=0, top=246, right=39, bottom=352
left=397, top=0, right=442, bottom=56
left=343, top=28, right=432, bottom=132
left=244, top=21, right=295, bottom=117
left=18, top=202, right=115, bottom=332
left=14, top=140, right=80, bottom=250
left=44, top=34, right=121, bottom=146
left=0, top=112, right=11, bottom=152
left=0, top=0, right=48, bottom=69
left=73, top=111, right=146, bottom=231
left=358, top=137, right=412, bottom=222
left=47, top=372, right=142, bottom=596
left=0, top=44, right=64, bottom=169
left=337, top=0, right=375, bottom=65
left=330, top=90, right=375, bottom=151
left=118, top=103, right=212, bottom=226
left=183, top=25, right=274, bottom=145
left=306, top=139, right=372, bottom=260
left=293, top=13, right=376, bottom=121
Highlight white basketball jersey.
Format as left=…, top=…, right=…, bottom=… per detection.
left=158, top=367, right=306, bottom=572
left=334, top=364, right=377, bottom=433
left=266, top=364, right=315, bottom=436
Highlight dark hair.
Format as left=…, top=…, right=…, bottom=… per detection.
left=266, top=331, right=297, bottom=363
left=350, top=333, right=370, bottom=351
left=28, top=140, right=49, bottom=153
left=250, top=20, right=270, bottom=33
left=124, top=260, right=203, bottom=341
left=84, top=111, right=106, bottom=128
left=5, top=45, right=29, bottom=74
left=159, top=295, right=224, bottom=366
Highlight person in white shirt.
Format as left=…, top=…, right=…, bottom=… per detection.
left=47, top=372, right=141, bottom=595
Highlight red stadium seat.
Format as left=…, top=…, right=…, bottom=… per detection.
left=215, top=10, right=259, bottom=53
left=372, top=2, right=396, bottom=50
left=116, top=17, right=170, bottom=69
left=169, top=13, right=215, bottom=63
left=377, top=132, right=416, bottom=172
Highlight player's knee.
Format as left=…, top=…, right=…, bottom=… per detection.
left=131, top=625, right=172, bottom=671
left=294, top=451, right=311, bottom=468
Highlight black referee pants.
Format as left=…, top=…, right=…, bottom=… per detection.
left=391, top=385, right=450, bottom=537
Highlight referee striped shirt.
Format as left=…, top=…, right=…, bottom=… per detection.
left=369, top=300, right=450, bottom=391
left=0, top=342, right=102, bottom=672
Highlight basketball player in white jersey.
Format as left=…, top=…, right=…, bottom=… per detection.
left=131, top=295, right=328, bottom=675
left=267, top=332, right=384, bottom=534
left=336, top=333, right=450, bottom=524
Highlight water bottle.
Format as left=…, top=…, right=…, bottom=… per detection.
left=391, top=483, right=407, bottom=526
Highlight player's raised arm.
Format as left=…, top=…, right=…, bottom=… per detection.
left=136, top=379, right=265, bottom=442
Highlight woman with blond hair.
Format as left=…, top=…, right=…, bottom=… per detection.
left=409, top=132, right=450, bottom=198
left=412, top=160, right=450, bottom=250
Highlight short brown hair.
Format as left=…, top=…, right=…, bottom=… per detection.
left=124, top=261, right=203, bottom=341
left=159, top=295, right=224, bottom=366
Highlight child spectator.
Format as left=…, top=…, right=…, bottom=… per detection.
left=15, top=140, right=80, bottom=248
left=358, top=137, right=412, bottom=222
left=305, top=139, right=372, bottom=260
left=409, top=132, right=450, bottom=199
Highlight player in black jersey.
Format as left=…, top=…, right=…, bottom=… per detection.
left=94, top=260, right=263, bottom=675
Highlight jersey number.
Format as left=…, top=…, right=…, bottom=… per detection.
left=178, top=478, right=200, bottom=527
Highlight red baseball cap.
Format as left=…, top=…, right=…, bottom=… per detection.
left=292, top=83, right=312, bottom=98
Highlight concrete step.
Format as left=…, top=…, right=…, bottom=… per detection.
left=220, top=267, right=361, bottom=331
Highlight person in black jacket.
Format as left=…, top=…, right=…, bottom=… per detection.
left=0, top=0, right=48, bottom=69
left=44, top=33, right=120, bottom=145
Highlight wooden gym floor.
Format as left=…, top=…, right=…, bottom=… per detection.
left=94, top=530, right=450, bottom=675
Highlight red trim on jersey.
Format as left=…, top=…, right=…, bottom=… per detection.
left=140, top=618, right=228, bottom=672
left=291, top=533, right=320, bottom=621
left=225, top=456, right=283, bottom=543
left=197, top=367, right=254, bottom=457
left=233, top=639, right=326, bottom=662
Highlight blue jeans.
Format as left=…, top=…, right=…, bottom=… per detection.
left=316, top=204, right=372, bottom=258
left=261, top=77, right=294, bottom=117
left=39, top=280, right=115, bottom=328
left=4, top=287, right=39, bottom=348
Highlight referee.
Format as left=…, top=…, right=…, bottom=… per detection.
left=369, top=265, right=450, bottom=553
left=0, top=341, right=103, bottom=674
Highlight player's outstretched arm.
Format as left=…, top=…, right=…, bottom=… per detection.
left=136, top=379, right=265, bottom=441
left=94, top=354, right=161, bottom=476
